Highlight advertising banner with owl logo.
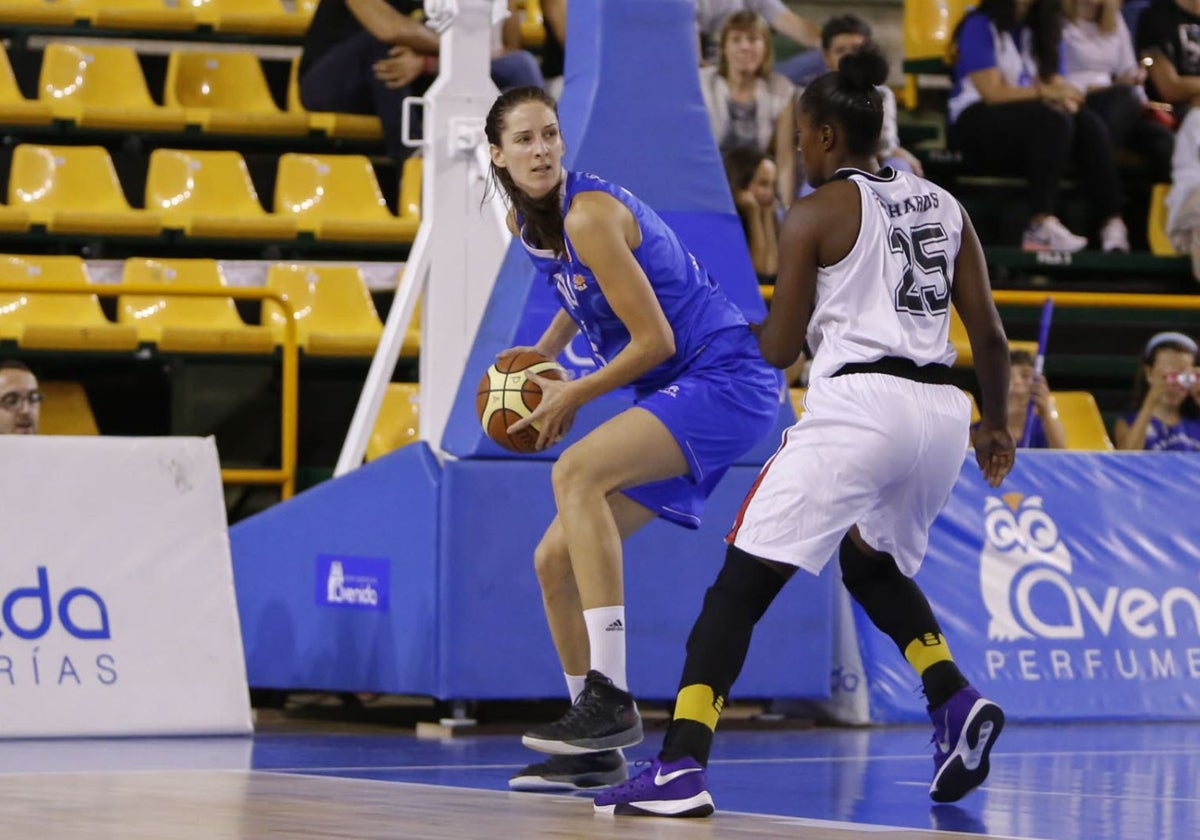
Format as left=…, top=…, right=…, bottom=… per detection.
left=854, top=453, right=1200, bottom=722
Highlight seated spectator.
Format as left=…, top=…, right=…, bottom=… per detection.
left=1136, top=0, right=1200, bottom=119
left=997, top=348, right=1068, bottom=447
left=722, top=145, right=780, bottom=283
left=948, top=0, right=1128, bottom=252
left=1114, top=331, right=1200, bottom=450
left=816, top=15, right=924, bottom=176
left=695, top=0, right=824, bottom=85
left=0, top=361, right=41, bottom=435
left=298, top=0, right=543, bottom=164
left=1063, top=0, right=1173, bottom=185
left=699, top=11, right=797, bottom=203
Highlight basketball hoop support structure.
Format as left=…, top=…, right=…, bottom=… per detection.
left=335, top=0, right=510, bottom=476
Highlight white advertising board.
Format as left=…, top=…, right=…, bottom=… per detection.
left=0, top=436, right=252, bottom=737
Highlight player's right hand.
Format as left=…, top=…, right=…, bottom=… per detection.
left=973, top=423, right=1015, bottom=488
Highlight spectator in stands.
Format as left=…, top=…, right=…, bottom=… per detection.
left=816, top=15, right=924, bottom=176
left=695, top=0, right=824, bottom=86
left=1136, top=0, right=1200, bottom=118
left=1063, top=0, right=1174, bottom=184
left=0, top=361, right=41, bottom=435
left=948, top=0, right=1129, bottom=253
left=722, top=145, right=780, bottom=283
left=976, top=348, right=1067, bottom=447
left=298, top=0, right=543, bottom=163
left=699, top=11, right=797, bottom=203
left=1114, top=331, right=1200, bottom=450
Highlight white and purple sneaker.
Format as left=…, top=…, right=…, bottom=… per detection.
left=929, top=685, right=1005, bottom=803
left=593, top=755, right=714, bottom=818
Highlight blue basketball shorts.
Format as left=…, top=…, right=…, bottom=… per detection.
left=623, top=327, right=782, bottom=529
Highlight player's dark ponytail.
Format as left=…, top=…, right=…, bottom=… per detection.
left=798, top=41, right=888, bottom=157
left=485, top=86, right=565, bottom=255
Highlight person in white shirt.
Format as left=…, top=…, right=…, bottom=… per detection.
left=948, top=0, right=1128, bottom=253
left=1063, top=0, right=1173, bottom=183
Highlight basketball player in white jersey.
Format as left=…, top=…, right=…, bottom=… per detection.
left=595, top=44, right=1015, bottom=818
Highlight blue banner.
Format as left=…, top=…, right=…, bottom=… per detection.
left=859, top=452, right=1200, bottom=722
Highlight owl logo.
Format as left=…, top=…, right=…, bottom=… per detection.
left=979, top=493, right=1073, bottom=641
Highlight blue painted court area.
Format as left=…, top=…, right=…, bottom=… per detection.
left=238, top=721, right=1200, bottom=839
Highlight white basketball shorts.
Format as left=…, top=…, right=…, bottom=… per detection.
left=727, top=372, right=971, bottom=577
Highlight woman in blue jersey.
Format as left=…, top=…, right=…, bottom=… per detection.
left=484, top=86, right=781, bottom=791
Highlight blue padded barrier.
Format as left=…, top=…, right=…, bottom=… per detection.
left=231, top=443, right=441, bottom=694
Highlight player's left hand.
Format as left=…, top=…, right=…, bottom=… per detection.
left=507, top=372, right=579, bottom=450
left=973, top=423, right=1015, bottom=488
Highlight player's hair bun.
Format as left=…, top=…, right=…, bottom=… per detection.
left=837, top=42, right=889, bottom=92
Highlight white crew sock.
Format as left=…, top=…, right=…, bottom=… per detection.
left=583, top=605, right=627, bottom=691
left=564, top=672, right=586, bottom=703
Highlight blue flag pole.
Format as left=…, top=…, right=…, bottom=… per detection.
left=1021, top=298, right=1055, bottom=447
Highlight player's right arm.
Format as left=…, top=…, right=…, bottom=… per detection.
left=499, top=209, right=579, bottom=363
left=950, top=202, right=1014, bottom=487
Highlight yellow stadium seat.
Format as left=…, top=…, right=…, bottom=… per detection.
left=367, top=382, right=420, bottom=460
left=263, top=264, right=383, bottom=356
left=398, top=155, right=423, bottom=226
left=184, top=0, right=310, bottom=35
left=118, top=258, right=274, bottom=354
left=0, top=255, right=138, bottom=350
left=0, top=46, right=54, bottom=127
left=0, top=0, right=80, bottom=26
left=520, top=0, right=546, bottom=48
left=275, top=154, right=418, bottom=243
left=70, top=0, right=198, bottom=30
left=38, top=43, right=188, bottom=132
left=37, top=381, right=99, bottom=435
left=145, top=149, right=299, bottom=240
left=903, top=0, right=968, bottom=63
left=9, top=145, right=163, bottom=236
left=1148, top=182, right=1177, bottom=257
left=286, top=57, right=383, bottom=140
left=165, top=51, right=310, bottom=137
left=1054, top=391, right=1113, bottom=451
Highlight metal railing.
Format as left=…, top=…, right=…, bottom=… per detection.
left=0, top=281, right=300, bottom=499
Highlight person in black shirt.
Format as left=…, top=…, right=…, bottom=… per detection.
left=299, top=0, right=543, bottom=162
left=1136, top=0, right=1200, bottom=114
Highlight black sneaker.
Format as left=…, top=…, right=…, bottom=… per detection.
left=508, top=750, right=627, bottom=792
left=521, top=670, right=643, bottom=755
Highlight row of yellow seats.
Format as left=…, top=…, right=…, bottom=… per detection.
left=0, top=145, right=420, bottom=244
left=1, top=44, right=382, bottom=140
left=0, top=255, right=422, bottom=358
left=789, top=388, right=1113, bottom=450
left=0, top=0, right=315, bottom=37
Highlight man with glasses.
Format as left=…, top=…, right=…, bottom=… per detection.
left=0, top=361, right=42, bottom=435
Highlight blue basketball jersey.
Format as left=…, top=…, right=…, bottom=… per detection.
left=517, top=171, right=748, bottom=393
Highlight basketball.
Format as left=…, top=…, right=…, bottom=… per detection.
left=476, top=351, right=567, bottom=453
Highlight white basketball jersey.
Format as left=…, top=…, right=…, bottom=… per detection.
left=805, top=168, right=963, bottom=383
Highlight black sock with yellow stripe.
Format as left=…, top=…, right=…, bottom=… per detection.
left=660, top=545, right=794, bottom=766
left=838, top=535, right=967, bottom=709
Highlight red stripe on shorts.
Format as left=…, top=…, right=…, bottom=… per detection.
left=725, top=427, right=791, bottom=544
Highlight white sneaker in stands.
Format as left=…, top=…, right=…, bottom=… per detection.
left=1100, top=217, right=1129, bottom=253
left=1021, top=216, right=1088, bottom=253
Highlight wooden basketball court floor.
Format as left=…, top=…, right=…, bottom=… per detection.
left=3, top=718, right=1198, bottom=839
